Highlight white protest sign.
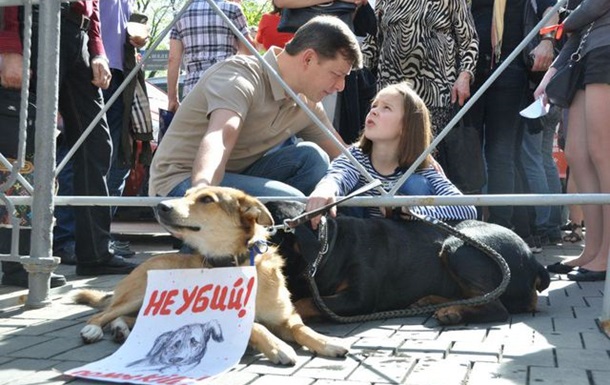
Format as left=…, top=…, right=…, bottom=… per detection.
left=66, top=267, right=257, bottom=385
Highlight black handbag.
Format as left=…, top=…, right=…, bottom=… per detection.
left=545, top=22, right=593, bottom=109
left=438, top=108, right=486, bottom=194
left=545, top=59, right=583, bottom=108
left=277, top=2, right=356, bottom=33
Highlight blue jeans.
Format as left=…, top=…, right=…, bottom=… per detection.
left=463, top=65, right=529, bottom=228
left=53, top=144, right=76, bottom=250
left=339, top=173, right=433, bottom=218
left=167, top=141, right=330, bottom=198
left=541, top=124, right=563, bottom=235
left=521, top=120, right=562, bottom=237
left=398, top=173, right=434, bottom=196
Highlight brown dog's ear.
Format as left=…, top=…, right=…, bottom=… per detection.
left=241, top=196, right=274, bottom=226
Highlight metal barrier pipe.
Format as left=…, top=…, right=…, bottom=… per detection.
left=0, top=0, right=40, bottom=4
left=23, top=0, right=61, bottom=308
left=4, top=193, right=610, bottom=207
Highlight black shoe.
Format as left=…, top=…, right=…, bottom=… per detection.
left=110, top=240, right=136, bottom=258
left=567, top=268, right=606, bottom=282
left=546, top=262, right=576, bottom=274
left=524, top=235, right=542, bottom=253
left=1, top=270, right=67, bottom=288
left=545, top=231, right=563, bottom=245
left=75, top=255, right=138, bottom=276
left=54, top=245, right=77, bottom=265
left=539, top=235, right=551, bottom=247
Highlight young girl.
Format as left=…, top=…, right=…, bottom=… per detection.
left=307, top=82, right=477, bottom=227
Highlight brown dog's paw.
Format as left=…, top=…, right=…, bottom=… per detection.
left=80, top=324, right=104, bottom=344
left=322, top=338, right=349, bottom=357
left=434, top=306, right=463, bottom=325
left=267, top=340, right=298, bottom=366
left=110, top=318, right=131, bottom=343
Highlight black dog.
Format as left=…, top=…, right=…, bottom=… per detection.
left=266, top=202, right=550, bottom=325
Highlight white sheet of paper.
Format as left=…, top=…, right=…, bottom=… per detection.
left=519, top=97, right=549, bottom=119
left=65, top=267, right=257, bottom=385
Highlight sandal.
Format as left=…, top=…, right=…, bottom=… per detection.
left=562, top=223, right=584, bottom=243
left=561, top=221, right=584, bottom=231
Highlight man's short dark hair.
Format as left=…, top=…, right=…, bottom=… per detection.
left=284, top=15, right=362, bottom=69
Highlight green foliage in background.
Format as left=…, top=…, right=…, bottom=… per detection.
left=241, top=0, right=272, bottom=27
left=135, top=0, right=271, bottom=51
left=135, top=0, right=270, bottom=77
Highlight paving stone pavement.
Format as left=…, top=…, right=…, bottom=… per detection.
left=1, top=235, right=609, bottom=385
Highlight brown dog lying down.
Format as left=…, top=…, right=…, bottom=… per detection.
left=74, top=186, right=348, bottom=366
left=266, top=202, right=551, bottom=325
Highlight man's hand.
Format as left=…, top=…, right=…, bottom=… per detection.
left=530, top=40, right=554, bottom=72
left=91, top=56, right=111, bottom=89
left=129, top=35, right=148, bottom=49
left=451, top=71, right=471, bottom=106
left=168, top=99, right=180, bottom=113
left=0, top=53, right=24, bottom=89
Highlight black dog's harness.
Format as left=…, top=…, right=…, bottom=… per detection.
left=271, top=184, right=512, bottom=324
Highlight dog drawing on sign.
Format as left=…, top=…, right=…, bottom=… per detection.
left=127, top=321, right=223, bottom=373
left=74, top=186, right=348, bottom=366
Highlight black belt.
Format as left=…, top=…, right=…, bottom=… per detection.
left=61, top=7, right=90, bottom=32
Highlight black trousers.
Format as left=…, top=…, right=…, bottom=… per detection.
left=3, top=14, right=113, bottom=275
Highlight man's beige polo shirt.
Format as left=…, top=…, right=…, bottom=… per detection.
left=149, top=48, right=332, bottom=197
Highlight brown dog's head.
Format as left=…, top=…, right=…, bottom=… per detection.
left=156, top=186, right=274, bottom=263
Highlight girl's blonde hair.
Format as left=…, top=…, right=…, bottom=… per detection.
left=358, top=82, right=433, bottom=170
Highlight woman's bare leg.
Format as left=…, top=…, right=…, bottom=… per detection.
left=579, top=83, right=610, bottom=272
left=563, top=90, right=602, bottom=267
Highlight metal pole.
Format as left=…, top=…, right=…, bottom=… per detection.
left=4, top=192, right=610, bottom=207
left=23, top=0, right=61, bottom=308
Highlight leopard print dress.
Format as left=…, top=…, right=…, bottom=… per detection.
left=362, top=0, right=479, bottom=133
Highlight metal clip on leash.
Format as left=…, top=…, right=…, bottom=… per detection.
left=283, top=180, right=382, bottom=229
left=308, top=216, right=329, bottom=278
left=266, top=180, right=382, bottom=235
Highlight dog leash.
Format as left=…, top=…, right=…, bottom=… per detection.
left=306, top=213, right=512, bottom=324
left=282, top=180, right=382, bottom=230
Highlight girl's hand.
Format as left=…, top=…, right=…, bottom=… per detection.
left=306, top=183, right=338, bottom=229
left=533, top=66, right=558, bottom=104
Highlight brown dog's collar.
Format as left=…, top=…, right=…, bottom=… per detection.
left=206, top=240, right=268, bottom=267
